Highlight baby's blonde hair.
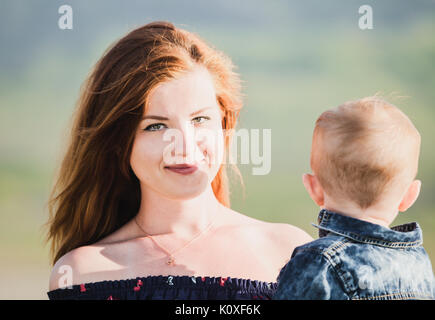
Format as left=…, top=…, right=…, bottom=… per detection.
left=311, top=96, right=421, bottom=209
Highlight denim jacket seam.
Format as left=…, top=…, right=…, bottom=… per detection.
left=313, top=225, right=422, bottom=248
left=296, top=240, right=351, bottom=257
left=318, top=211, right=332, bottom=226
left=292, top=245, right=353, bottom=298
left=321, top=240, right=355, bottom=297
left=324, top=239, right=352, bottom=255
left=316, top=210, right=422, bottom=248
left=337, top=231, right=422, bottom=247
left=322, top=254, right=353, bottom=298
left=352, top=291, right=434, bottom=300
left=278, top=246, right=351, bottom=299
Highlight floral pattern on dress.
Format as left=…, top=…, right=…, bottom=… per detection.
left=47, top=275, right=278, bottom=300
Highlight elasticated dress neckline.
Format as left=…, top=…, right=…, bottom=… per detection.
left=47, top=274, right=278, bottom=300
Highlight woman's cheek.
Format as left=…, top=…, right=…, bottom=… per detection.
left=144, top=139, right=167, bottom=164
left=132, top=136, right=163, bottom=169
left=204, top=130, right=224, bottom=168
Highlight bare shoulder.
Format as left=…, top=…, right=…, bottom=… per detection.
left=253, top=221, right=314, bottom=269
left=220, top=208, right=314, bottom=277
left=221, top=207, right=313, bottom=248
left=48, top=245, right=106, bottom=291
left=264, top=222, right=314, bottom=247
left=251, top=219, right=313, bottom=251
left=48, top=220, right=145, bottom=291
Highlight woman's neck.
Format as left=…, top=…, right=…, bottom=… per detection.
left=135, top=184, right=221, bottom=239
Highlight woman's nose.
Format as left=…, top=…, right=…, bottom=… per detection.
left=163, top=121, right=204, bottom=164
left=175, top=121, right=196, bottom=158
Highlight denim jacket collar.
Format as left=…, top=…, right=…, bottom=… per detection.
left=311, top=209, right=423, bottom=248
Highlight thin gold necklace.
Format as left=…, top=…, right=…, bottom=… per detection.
left=134, top=215, right=216, bottom=266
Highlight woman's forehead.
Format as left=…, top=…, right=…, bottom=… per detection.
left=144, top=67, right=219, bottom=117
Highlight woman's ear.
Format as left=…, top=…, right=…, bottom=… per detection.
left=398, top=180, right=421, bottom=212
left=302, top=173, right=325, bottom=206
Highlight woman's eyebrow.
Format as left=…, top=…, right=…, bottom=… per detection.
left=142, top=107, right=214, bottom=120
left=190, top=106, right=214, bottom=116
left=142, top=115, right=169, bottom=120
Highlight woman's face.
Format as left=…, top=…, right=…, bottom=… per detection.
left=130, top=65, right=225, bottom=200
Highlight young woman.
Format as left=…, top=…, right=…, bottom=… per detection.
left=45, top=21, right=312, bottom=300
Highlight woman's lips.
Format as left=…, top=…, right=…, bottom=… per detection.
left=164, top=164, right=198, bottom=175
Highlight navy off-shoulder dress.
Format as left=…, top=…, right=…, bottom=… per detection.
left=47, top=275, right=278, bottom=300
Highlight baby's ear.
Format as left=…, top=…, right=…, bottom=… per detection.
left=302, top=173, right=325, bottom=207
left=398, top=180, right=421, bottom=212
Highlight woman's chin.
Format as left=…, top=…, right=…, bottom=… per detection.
left=165, top=179, right=210, bottom=200
left=166, top=189, right=206, bottom=201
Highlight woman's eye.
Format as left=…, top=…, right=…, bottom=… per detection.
left=192, top=116, right=210, bottom=124
left=144, top=123, right=166, bottom=131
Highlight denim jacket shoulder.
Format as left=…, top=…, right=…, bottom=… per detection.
left=273, top=209, right=435, bottom=300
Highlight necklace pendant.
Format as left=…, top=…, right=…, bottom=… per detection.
left=167, top=256, right=175, bottom=266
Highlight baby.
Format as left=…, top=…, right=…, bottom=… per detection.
left=273, top=96, right=435, bottom=300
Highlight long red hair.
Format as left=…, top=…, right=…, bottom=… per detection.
left=44, top=21, right=243, bottom=266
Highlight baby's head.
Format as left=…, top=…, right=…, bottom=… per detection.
left=304, top=96, right=421, bottom=226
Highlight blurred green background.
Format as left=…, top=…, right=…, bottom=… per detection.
left=1, top=0, right=434, bottom=299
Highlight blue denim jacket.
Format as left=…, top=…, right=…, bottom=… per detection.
left=273, top=209, right=435, bottom=300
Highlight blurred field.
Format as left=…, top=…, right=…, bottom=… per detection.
left=1, top=0, right=434, bottom=299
